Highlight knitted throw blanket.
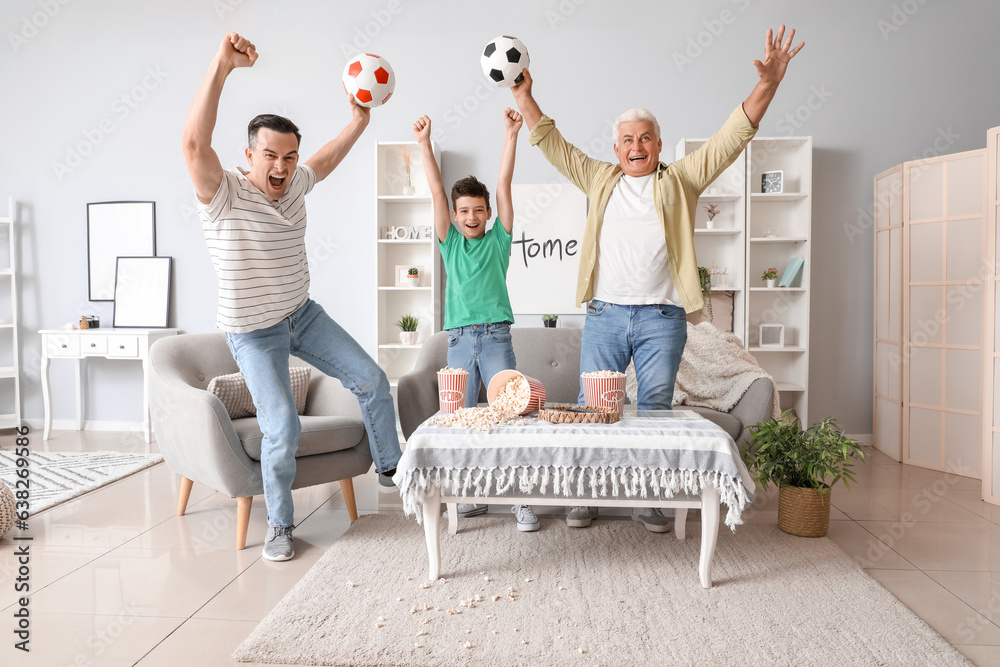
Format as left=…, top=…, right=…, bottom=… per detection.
left=626, top=322, right=781, bottom=419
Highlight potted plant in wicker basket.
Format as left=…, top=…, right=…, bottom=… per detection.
left=743, top=411, right=865, bottom=537
left=395, top=314, right=419, bottom=345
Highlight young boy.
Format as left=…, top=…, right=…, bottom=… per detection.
left=413, top=109, right=538, bottom=533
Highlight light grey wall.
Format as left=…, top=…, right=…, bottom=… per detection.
left=2, top=0, right=998, bottom=433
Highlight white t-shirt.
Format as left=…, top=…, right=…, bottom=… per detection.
left=591, top=173, right=681, bottom=305
left=198, top=165, right=317, bottom=333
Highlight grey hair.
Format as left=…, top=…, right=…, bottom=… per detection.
left=613, top=108, right=660, bottom=144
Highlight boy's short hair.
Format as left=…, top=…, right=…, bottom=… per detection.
left=451, top=176, right=491, bottom=211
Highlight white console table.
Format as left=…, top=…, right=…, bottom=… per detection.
left=39, top=328, right=179, bottom=443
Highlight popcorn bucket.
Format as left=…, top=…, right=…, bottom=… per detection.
left=437, top=369, right=469, bottom=414
left=487, top=370, right=546, bottom=416
left=581, top=372, right=626, bottom=415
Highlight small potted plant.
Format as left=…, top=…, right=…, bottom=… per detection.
left=406, top=267, right=420, bottom=287
left=703, top=203, right=720, bottom=230
left=541, top=314, right=558, bottom=328
left=742, top=411, right=865, bottom=537
left=761, top=267, right=779, bottom=288
left=698, top=267, right=713, bottom=319
left=395, top=314, right=419, bottom=345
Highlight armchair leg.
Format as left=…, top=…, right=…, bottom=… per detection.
left=177, top=477, right=194, bottom=516
left=236, top=497, right=252, bottom=550
left=340, top=478, right=359, bottom=523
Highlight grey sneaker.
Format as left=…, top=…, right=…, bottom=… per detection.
left=632, top=507, right=671, bottom=533
left=566, top=506, right=598, bottom=528
left=378, top=469, right=397, bottom=494
left=443, top=504, right=488, bottom=519
left=512, top=505, right=539, bottom=532
left=262, top=525, right=295, bottom=561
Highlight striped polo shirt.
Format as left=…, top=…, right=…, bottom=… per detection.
left=198, top=165, right=316, bottom=333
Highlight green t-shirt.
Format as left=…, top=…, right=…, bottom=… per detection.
left=439, top=219, right=515, bottom=330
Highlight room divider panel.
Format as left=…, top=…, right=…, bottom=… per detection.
left=982, top=127, right=1000, bottom=505
left=873, top=166, right=903, bottom=461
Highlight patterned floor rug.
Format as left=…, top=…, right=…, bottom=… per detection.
left=233, top=514, right=971, bottom=666
left=0, top=450, right=163, bottom=515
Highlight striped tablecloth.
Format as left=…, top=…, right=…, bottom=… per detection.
left=394, top=410, right=756, bottom=530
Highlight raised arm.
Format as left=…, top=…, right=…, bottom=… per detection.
left=304, top=93, right=371, bottom=182
left=742, top=26, right=804, bottom=127
left=496, top=108, right=522, bottom=234
left=182, top=33, right=257, bottom=204
left=509, top=69, right=542, bottom=131
left=412, top=116, right=451, bottom=243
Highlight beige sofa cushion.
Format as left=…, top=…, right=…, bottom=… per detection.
left=207, top=367, right=311, bottom=419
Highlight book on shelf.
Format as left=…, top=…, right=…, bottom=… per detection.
left=778, top=257, right=804, bottom=287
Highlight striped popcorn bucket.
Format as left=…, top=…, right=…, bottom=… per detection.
left=437, top=370, right=468, bottom=414
left=486, top=370, right=547, bottom=416
left=582, top=373, right=626, bottom=415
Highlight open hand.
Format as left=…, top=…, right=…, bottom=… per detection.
left=412, top=115, right=432, bottom=143
left=753, top=26, right=804, bottom=85
left=217, top=32, right=257, bottom=70
left=503, top=108, right=523, bottom=133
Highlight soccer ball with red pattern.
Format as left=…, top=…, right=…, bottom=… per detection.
left=480, top=35, right=529, bottom=88
left=342, top=53, right=395, bottom=108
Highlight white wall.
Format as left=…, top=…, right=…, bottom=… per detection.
left=2, top=0, right=999, bottom=433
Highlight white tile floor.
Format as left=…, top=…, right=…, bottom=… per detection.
left=2, top=431, right=999, bottom=665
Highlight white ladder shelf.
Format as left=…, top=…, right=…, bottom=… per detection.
left=0, top=197, right=20, bottom=429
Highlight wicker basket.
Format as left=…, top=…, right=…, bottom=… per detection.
left=538, top=405, right=619, bottom=425
left=777, top=485, right=831, bottom=537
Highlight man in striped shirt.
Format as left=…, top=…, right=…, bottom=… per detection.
left=182, top=33, right=401, bottom=561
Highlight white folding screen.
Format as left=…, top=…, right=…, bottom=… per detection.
left=873, top=166, right=903, bottom=460
left=983, top=127, right=1000, bottom=505
left=901, top=150, right=984, bottom=477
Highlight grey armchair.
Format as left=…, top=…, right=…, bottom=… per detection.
left=398, top=328, right=774, bottom=450
left=148, top=333, right=373, bottom=549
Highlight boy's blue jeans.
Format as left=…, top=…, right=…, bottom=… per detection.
left=225, top=298, right=401, bottom=528
left=447, top=322, right=517, bottom=408
left=578, top=299, right=688, bottom=409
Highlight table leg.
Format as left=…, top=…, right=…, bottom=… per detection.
left=699, top=485, right=720, bottom=589
left=422, top=487, right=442, bottom=581
left=674, top=508, right=687, bottom=541
left=74, top=358, right=83, bottom=431
left=41, top=353, right=51, bottom=440
left=447, top=502, right=458, bottom=535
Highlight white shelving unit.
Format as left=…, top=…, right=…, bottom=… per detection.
left=676, top=136, right=812, bottom=424
left=0, top=197, right=20, bottom=429
left=374, top=141, right=441, bottom=407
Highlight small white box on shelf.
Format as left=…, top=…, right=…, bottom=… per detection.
left=758, top=323, right=785, bottom=348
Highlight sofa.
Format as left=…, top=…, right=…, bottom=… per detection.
left=398, top=327, right=774, bottom=451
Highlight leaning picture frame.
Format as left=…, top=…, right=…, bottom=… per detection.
left=113, top=256, right=172, bottom=328
left=87, top=201, right=156, bottom=301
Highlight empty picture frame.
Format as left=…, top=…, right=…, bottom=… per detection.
left=113, top=256, right=172, bottom=328
left=87, top=201, right=156, bottom=301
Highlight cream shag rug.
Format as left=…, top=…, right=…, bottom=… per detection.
left=0, top=450, right=163, bottom=515
left=233, top=514, right=970, bottom=666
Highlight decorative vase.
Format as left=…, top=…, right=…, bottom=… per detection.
left=543, top=320, right=556, bottom=328
left=705, top=218, right=715, bottom=230
left=402, top=185, right=416, bottom=196
left=766, top=278, right=777, bottom=288
left=777, top=485, right=831, bottom=537
left=407, top=275, right=420, bottom=287
left=400, top=331, right=418, bottom=345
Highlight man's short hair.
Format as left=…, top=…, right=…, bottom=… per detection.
left=451, top=176, right=491, bottom=211
left=248, top=114, right=302, bottom=150
left=613, top=108, right=660, bottom=144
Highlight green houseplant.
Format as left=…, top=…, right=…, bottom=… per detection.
left=698, top=267, right=713, bottom=319
left=541, top=313, right=558, bottom=328
left=406, top=267, right=420, bottom=287
left=743, top=411, right=865, bottom=537
left=395, top=314, right=419, bottom=345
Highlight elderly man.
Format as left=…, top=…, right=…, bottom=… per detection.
left=510, top=26, right=804, bottom=532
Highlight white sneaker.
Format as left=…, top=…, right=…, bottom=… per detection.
left=512, top=505, right=539, bottom=532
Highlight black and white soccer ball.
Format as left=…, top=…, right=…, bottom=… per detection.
left=480, top=35, right=530, bottom=88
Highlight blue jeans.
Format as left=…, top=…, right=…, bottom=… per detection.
left=447, top=323, right=517, bottom=408
left=578, top=299, right=687, bottom=410
left=225, top=299, right=401, bottom=527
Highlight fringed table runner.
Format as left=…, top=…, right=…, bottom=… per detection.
left=395, top=410, right=756, bottom=530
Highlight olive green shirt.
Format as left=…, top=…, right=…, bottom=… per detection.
left=527, top=104, right=757, bottom=313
